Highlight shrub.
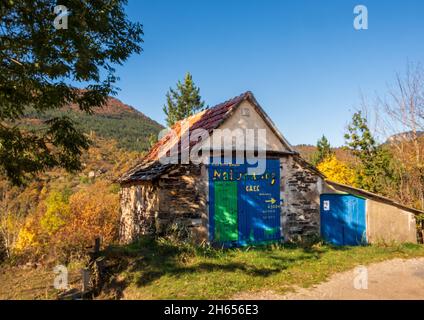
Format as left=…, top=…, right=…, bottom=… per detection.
left=40, top=191, right=71, bottom=235
left=12, top=180, right=120, bottom=263
left=317, top=154, right=357, bottom=186
left=63, top=180, right=120, bottom=249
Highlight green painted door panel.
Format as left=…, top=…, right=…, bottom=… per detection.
left=214, top=181, right=238, bottom=242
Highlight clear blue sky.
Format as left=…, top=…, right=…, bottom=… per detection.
left=112, top=0, right=424, bottom=146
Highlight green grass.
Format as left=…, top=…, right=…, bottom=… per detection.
left=102, top=238, right=424, bottom=300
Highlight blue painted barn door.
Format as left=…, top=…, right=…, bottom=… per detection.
left=239, top=160, right=281, bottom=244
left=208, top=158, right=281, bottom=246
left=320, top=194, right=366, bottom=246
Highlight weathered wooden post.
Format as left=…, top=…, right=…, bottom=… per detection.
left=85, top=237, right=105, bottom=296
left=81, top=268, right=90, bottom=298
left=94, top=237, right=101, bottom=254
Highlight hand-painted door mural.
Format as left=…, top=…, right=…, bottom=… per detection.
left=208, top=159, right=281, bottom=246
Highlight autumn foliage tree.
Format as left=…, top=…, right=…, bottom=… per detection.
left=14, top=180, right=120, bottom=261
left=66, top=181, right=120, bottom=248
left=0, top=180, right=43, bottom=259
left=317, top=154, right=357, bottom=186
left=40, top=190, right=71, bottom=235
left=376, top=63, right=424, bottom=210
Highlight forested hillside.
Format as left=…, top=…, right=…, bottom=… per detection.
left=23, top=96, right=164, bottom=152
left=294, top=144, right=355, bottom=163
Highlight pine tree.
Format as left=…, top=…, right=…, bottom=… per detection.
left=344, top=111, right=398, bottom=194
left=311, top=135, right=333, bottom=165
left=344, top=112, right=377, bottom=161
left=163, top=73, right=205, bottom=127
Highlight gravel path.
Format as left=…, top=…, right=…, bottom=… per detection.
left=234, top=258, right=424, bottom=300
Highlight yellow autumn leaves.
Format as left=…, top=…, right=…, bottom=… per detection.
left=317, top=154, right=358, bottom=187
left=14, top=180, right=119, bottom=258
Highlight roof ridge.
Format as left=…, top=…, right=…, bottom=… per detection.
left=163, top=91, right=248, bottom=129
left=206, top=91, right=251, bottom=111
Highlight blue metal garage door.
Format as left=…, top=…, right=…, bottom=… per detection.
left=320, top=194, right=367, bottom=246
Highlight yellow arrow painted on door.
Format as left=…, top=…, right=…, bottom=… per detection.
left=265, top=198, right=276, bottom=204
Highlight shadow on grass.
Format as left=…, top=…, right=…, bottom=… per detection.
left=101, top=236, right=355, bottom=298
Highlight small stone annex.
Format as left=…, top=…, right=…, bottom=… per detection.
left=118, top=91, right=422, bottom=246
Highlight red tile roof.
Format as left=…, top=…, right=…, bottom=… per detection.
left=144, top=91, right=252, bottom=162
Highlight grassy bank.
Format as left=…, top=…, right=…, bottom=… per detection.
left=100, top=238, right=424, bottom=300
left=1, top=238, right=423, bottom=300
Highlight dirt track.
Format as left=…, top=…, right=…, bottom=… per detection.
left=234, top=258, right=424, bottom=300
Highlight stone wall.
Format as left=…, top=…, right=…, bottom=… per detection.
left=119, top=164, right=208, bottom=244
left=156, top=164, right=208, bottom=242
left=119, top=182, right=159, bottom=243
left=280, top=156, right=323, bottom=241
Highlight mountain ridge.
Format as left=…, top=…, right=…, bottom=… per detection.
left=24, top=96, right=165, bottom=152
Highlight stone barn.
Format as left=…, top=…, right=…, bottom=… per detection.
left=118, top=91, right=421, bottom=246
